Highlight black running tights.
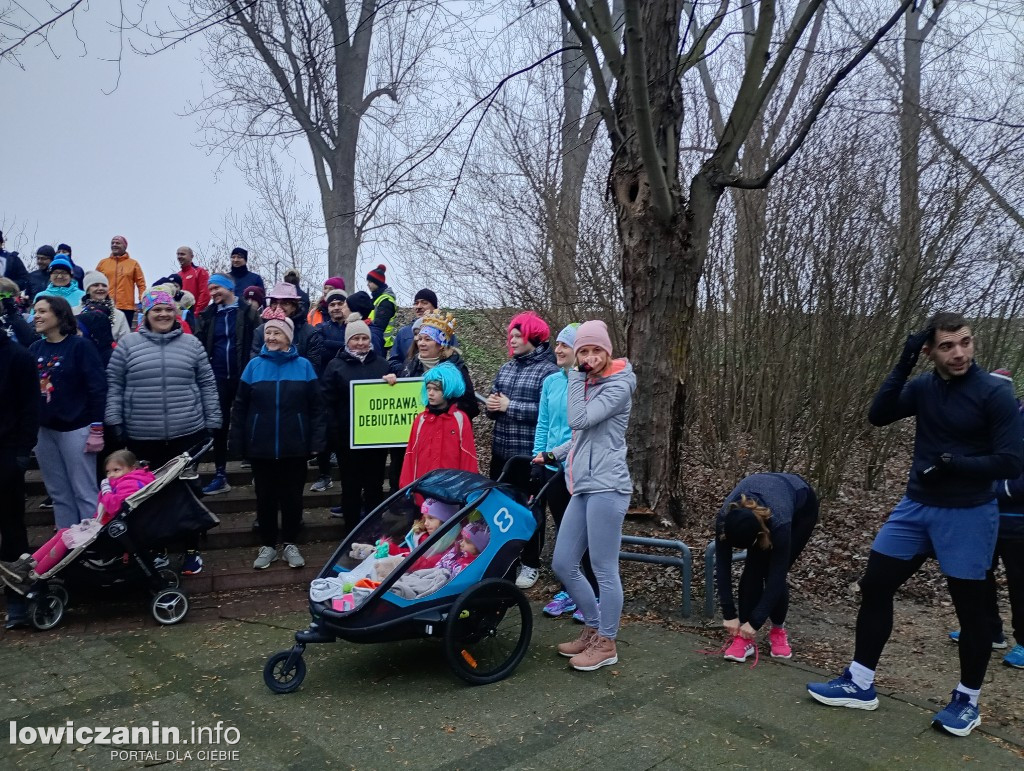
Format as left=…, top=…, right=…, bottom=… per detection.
left=853, top=550, right=992, bottom=689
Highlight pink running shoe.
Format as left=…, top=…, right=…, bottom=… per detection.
left=769, top=627, right=792, bottom=659
left=723, top=635, right=755, bottom=662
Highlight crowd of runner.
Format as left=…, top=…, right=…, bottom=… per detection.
left=0, top=233, right=1020, bottom=731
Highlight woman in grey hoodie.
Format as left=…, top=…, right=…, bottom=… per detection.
left=544, top=319, right=635, bottom=672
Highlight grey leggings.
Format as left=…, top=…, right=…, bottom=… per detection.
left=552, top=491, right=630, bottom=639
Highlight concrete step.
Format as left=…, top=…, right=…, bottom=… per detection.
left=21, top=481, right=362, bottom=524
left=176, top=542, right=337, bottom=594
left=26, top=508, right=351, bottom=553
left=22, top=460, right=343, bottom=496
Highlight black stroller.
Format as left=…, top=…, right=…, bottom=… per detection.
left=18, top=440, right=219, bottom=631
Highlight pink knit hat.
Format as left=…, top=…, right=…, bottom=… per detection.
left=573, top=319, right=613, bottom=356
left=261, top=307, right=294, bottom=344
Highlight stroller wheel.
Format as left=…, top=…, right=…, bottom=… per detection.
left=444, top=578, right=532, bottom=685
left=151, top=589, right=189, bottom=625
left=158, top=569, right=181, bottom=590
left=29, top=594, right=65, bottom=631
left=48, top=579, right=70, bottom=608
left=264, top=649, right=307, bottom=693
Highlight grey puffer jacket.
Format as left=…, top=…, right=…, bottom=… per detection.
left=105, top=325, right=222, bottom=441
left=553, top=360, right=635, bottom=495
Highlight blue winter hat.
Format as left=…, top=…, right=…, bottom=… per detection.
left=556, top=323, right=581, bottom=348
left=209, top=273, right=235, bottom=291
left=421, top=362, right=466, bottom=404
left=49, top=257, right=74, bottom=274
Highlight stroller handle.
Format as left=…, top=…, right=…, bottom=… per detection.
left=183, top=437, right=215, bottom=468
left=498, top=454, right=565, bottom=514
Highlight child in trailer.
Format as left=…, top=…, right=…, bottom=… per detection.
left=411, top=522, right=490, bottom=579
left=406, top=498, right=460, bottom=549
left=399, top=362, right=479, bottom=490
left=0, top=450, right=155, bottom=589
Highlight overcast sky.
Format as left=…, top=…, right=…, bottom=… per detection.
left=0, top=6, right=330, bottom=291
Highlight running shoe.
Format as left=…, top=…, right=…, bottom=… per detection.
left=282, top=544, right=305, bottom=569
left=39, top=496, right=53, bottom=509
left=1003, top=644, right=1024, bottom=669
left=253, top=546, right=278, bottom=570
left=806, top=669, right=879, bottom=710
left=768, top=627, right=792, bottom=659
left=515, top=566, right=539, bottom=589
left=931, top=691, right=980, bottom=737
left=572, top=599, right=599, bottom=624
left=202, top=473, right=231, bottom=496
left=310, top=475, right=333, bottom=492
left=181, top=551, right=203, bottom=576
left=543, top=591, right=577, bottom=618
left=948, top=629, right=1008, bottom=649
left=723, top=635, right=755, bottom=663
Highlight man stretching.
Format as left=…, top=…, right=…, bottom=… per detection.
left=807, top=312, right=1023, bottom=736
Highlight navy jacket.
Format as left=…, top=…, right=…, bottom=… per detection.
left=28, top=335, right=106, bottom=431
left=869, top=362, right=1023, bottom=507
left=229, top=346, right=326, bottom=459
left=228, top=265, right=265, bottom=298
left=198, top=300, right=260, bottom=381
left=317, top=318, right=347, bottom=362
left=1, top=250, right=29, bottom=292
left=994, top=402, right=1024, bottom=540
left=714, top=473, right=817, bottom=629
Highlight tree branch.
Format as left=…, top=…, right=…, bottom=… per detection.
left=556, top=0, right=622, bottom=146
left=622, top=0, right=673, bottom=222
left=725, top=0, right=916, bottom=189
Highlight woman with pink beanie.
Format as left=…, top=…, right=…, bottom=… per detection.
left=542, top=319, right=636, bottom=671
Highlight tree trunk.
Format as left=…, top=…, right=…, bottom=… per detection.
left=897, top=5, right=923, bottom=309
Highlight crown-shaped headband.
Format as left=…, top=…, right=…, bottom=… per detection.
left=420, top=310, right=457, bottom=341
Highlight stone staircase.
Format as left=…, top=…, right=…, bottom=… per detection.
left=22, top=460, right=369, bottom=596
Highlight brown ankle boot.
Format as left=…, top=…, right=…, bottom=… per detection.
left=557, top=626, right=598, bottom=657
left=568, top=634, right=618, bottom=671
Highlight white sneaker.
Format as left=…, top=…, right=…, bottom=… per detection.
left=309, top=475, right=333, bottom=492
left=515, top=566, right=539, bottom=589
left=253, top=546, right=278, bottom=570
left=282, top=544, right=305, bottom=569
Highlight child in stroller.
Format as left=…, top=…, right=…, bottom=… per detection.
left=0, top=450, right=155, bottom=590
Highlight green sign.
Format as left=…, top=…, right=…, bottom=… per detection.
left=349, top=378, right=424, bottom=449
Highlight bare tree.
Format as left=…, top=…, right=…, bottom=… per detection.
left=556, top=0, right=916, bottom=522
left=179, top=0, right=461, bottom=287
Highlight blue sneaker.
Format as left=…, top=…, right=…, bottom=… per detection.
left=181, top=551, right=203, bottom=576
left=931, top=690, right=980, bottom=737
left=948, top=629, right=1008, bottom=650
left=202, top=473, right=231, bottom=496
left=1004, top=644, right=1024, bottom=669
left=543, top=591, right=577, bottom=618
left=807, top=669, right=879, bottom=710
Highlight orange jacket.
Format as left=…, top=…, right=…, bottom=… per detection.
left=96, top=253, right=147, bottom=311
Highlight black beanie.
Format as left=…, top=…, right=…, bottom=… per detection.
left=346, top=291, right=374, bottom=319
left=168, top=274, right=184, bottom=288
left=36, top=245, right=56, bottom=259
left=414, top=288, right=438, bottom=308
left=723, top=506, right=762, bottom=549
left=230, top=247, right=248, bottom=261
left=57, top=243, right=72, bottom=255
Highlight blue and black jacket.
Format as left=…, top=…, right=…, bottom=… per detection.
left=228, top=345, right=326, bottom=460
left=869, top=362, right=1023, bottom=508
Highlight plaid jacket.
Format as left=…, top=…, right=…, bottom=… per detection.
left=487, top=343, right=560, bottom=458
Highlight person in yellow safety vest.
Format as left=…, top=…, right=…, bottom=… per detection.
left=366, top=264, right=397, bottom=351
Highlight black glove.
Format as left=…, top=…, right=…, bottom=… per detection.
left=111, top=424, right=126, bottom=444
left=898, top=328, right=933, bottom=371
left=15, top=454, right=31, bottom=472
left=530, top=463, right=545, bottom=483
left=919, top=453, right=955, bottom=485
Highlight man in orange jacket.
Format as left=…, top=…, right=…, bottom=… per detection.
left=95, top=235, right=147, bottom=326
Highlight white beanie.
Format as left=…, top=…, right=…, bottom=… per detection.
left=345, top=312, right=371, bottom=344
left=83, top=270, right=108, bottom=289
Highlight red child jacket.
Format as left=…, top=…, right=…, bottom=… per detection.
left=399, top=404, right=478, bottom=489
